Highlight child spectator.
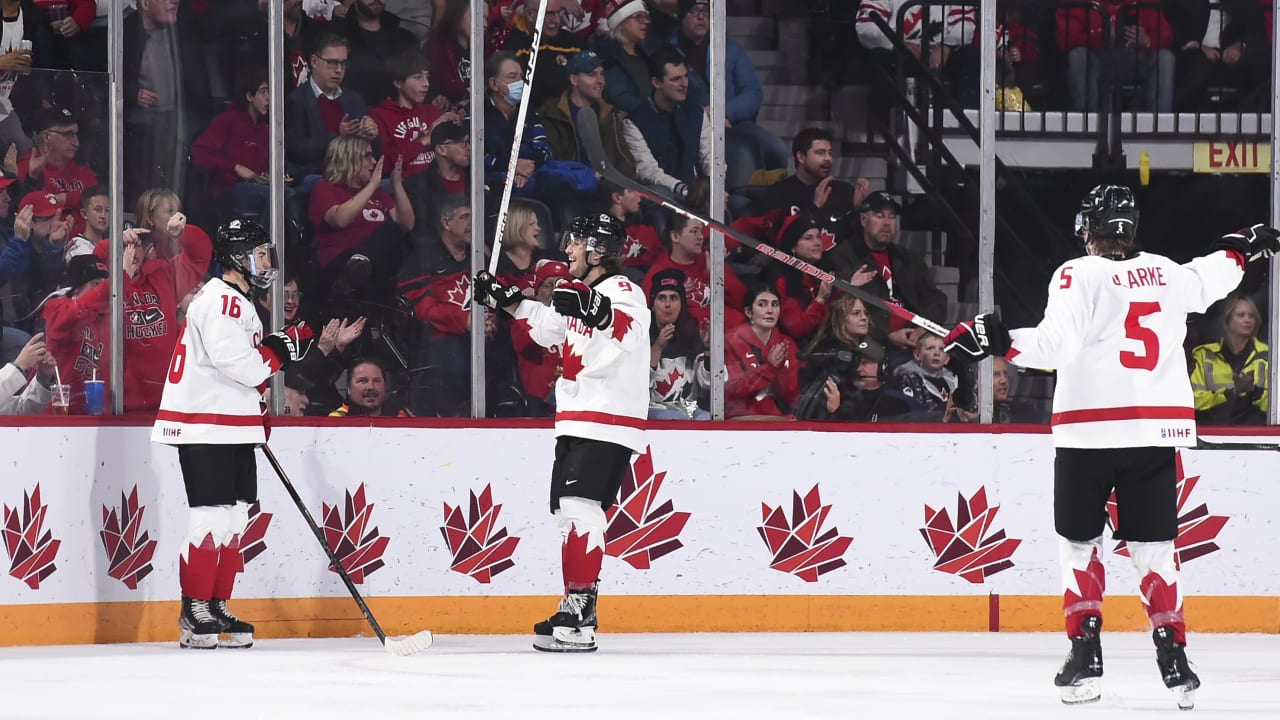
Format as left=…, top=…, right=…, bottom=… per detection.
left=40, top=253, right=108, bottom=413
left=724, top=283, right=798, bottom=419
left=191, top=67, right=280, bottom=222
left=370, top=51, right=459, bottom=185
left=647, top=268, right=710, bottom=420
left=892, top=333, right=959, bottom=416
left=64, top=185, right=109, bottom=261
left=601, top=179, right=661, bottom=275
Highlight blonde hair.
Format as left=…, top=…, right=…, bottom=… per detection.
left=502, top=204, right=538, bottom=248
left=134, top=189, right=181, bottom=231
left=322, top=135, right=374, bottom=187
left=1222, top=294, right=1262, bottom=335
left=802, top=294, right=869, bottom=357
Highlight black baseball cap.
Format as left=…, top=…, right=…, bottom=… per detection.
left=430, top=121, right=468, bottom=147
left=860, top=190, right=900, bottom=214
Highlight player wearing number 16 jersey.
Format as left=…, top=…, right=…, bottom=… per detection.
left=943, top=185, right=1280, bottom=709
left=152, top=220, right=314, bottom=651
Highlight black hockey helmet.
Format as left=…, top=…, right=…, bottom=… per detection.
left=564, top=213, right=627, bottom=266
left=215, top=218, right=278, bottom=289
left=1074, top=184, right=1139, bottom=241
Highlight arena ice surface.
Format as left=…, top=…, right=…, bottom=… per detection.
left=0, top=633, right=1276, bottom=719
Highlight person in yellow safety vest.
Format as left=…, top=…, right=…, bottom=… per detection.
left=1190, top=294, right=1269, bottom=425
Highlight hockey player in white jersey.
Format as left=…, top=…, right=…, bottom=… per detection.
left=943, top=185, right=1280, bottom=708
left=473, top=213, right=650, bottom=652
left=152, top=219, right=315, bottom=650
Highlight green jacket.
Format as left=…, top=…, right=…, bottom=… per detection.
left=539, top=93, right=636, bottom=180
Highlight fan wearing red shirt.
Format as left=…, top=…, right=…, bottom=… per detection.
left=42, top=254, right=111, bottom=414
left=369, top=51, right=458, bottom=181
left=602, top=179, right=662, bottom=272
left=17, top=107, right=99, bottom=237
left=724, top=284, right=799, bottom=419
left=642, top=213, right=746, bottom=328
left=191, top=67, right=287, bottom=220
left=762, top=212, right=834, bottom=345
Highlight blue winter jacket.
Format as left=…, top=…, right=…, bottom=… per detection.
left=668, top=35, right=763, bottom=123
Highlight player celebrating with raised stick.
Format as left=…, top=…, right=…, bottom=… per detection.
left=152, top=219, right=314, bottom=650
left=943, top=185, right=1279, bottom=709
left=474, top=214, right=649, bottom=653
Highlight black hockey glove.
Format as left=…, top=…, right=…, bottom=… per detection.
left=473, top=271, right=524, bottom=312
left=552, top=283, right=613, bottom=330
left=943, top=313, right=1011, bottom=363
left=1213, top=224, right=1280, bottom=263
left=260, top=322, right=315, bottom=371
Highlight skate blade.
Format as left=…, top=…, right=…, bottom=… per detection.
left=532, top=635, right=597, bottom=653
left=218, top=632, right=254, bottom=649
left=178, top=631, right=219, bottom=650
left=1059, top=678, right=1101, bottom=705
left=1172, top=685, right=1196, bottom=710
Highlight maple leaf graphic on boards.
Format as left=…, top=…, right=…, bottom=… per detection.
left=757, top=484, right=853, bottom=581
left=239, top=501, right=273, bottom=565
left=605, top=446, right=691, bottom=569
left=441, top=484, right=521, bottom=583
left=920, top=487, right=1022, bottom=583
left=321, top=484, right=390, bottom=583
left=1106, top=451, right=1228, bottom=563
left=2, top=484, right=61, bottom=589
left=99, top=486, right=158, bottom=590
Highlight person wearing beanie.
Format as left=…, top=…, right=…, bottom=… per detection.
left=595, top=0, right=653, bottom=114
left=647, top=266, right=710, bottom=420
left=760, top=211, right=846, bottom=345
left=40, top=253, right=111, bottom=414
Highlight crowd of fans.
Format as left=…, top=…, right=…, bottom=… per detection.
left=0, top=0, right=1273, bottom=426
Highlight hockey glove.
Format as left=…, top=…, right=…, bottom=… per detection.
left=473, top=271, right=524, bottom=312
left=943, top=313, right=1011, bottom=363
left=1214, top=224, right=1280, bottom=263
left=552, top=283, right=613, bottom=330
left=259, top=321, right=315, bottom=372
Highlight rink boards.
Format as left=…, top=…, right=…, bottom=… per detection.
left=1, top=422, right=1278, bottom=645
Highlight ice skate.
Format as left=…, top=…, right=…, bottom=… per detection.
left=210, top=599, right=255, bottom=649
left=1054, top=615, right=1102, bottom=704
left=178, top=597, right=221, bottom=650
left=533, top=584, right=598, bottom=653
left=1154, top=626, right=1199, bottom=710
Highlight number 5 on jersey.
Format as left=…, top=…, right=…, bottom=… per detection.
left=1121, top=301, right=1160, bottom=371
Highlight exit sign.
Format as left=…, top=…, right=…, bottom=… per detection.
left=1193, top=141, right=1271, bottom=173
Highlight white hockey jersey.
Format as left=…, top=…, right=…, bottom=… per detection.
left=513, top=274, right=651, bottom=452
left=152, top=278, right=273, bottom=445
left=855, top=0, right=976, bottom=51
left=1007, top=250, right=1244, bottom=448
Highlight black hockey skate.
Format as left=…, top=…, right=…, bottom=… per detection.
left=533, top=583, right=598, bottom=653
left=1154, top=626, right=1200, bottom=710
left=210, top=599, right=255, bottom=649
left=1054, top=615, right=1103, bottom=705
left=178, top=597, right=221, bottom=650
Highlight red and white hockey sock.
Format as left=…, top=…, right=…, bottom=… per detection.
left=1059, top=535, right=1106, bottom=638
left=179, top=533, right=220, bottom=601
left=212, top=535, right=245, bottom=600
left=1129, top=540, right=1186, bottom=643
left=556, top=497, right=607, bottom=593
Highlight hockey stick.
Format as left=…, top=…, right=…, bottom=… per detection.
left=1192, top=438, right=1280, bottom=451
left=488, top=0, right=551, bottom=275
left=261, top=445, right=433, bottom=655
left=574, top=108, right=949, bottom=338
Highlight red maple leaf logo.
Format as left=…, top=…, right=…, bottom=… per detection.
left=441, top=484, right=521, bottom=583
left=446, top=275, right=471, bottom=309
left=757, top=485, right=853, bottom=581
left=819, top=229, right=837, bottom=252
left=605, top=446, right=691, bottom=568
left=610, top=310, right=635, bottom=342
left=654, top=367, right=682, bottom=397
left=240, top=501, right=273, bottom=565
left=2, top=484, right=61, bottom=589
left=321, top=484, right=390, bottom=584
left=921, top=487, right=1022, bottom=583
left=562, top=341, right=585, bottom=381
left=99, top=485, right=157, bottom=590
left=1106, top=451, right=1229, bottom=563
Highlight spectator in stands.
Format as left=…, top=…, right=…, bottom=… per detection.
left=336, top=0, right=420, bottom=105
left=0, top=192, right=71, bottom=325
left=724, top=283, right=798, bottom=419
left=40, top=254, right=108, bottom=413
left=856, top=0, right=979, bottom=104
left=622, top=45, right=710, bottom=200
left=763, top=212, right=834, bottom=345
left=309, top=134, right=415, bottom=302
left=371, top=52, right=459, bottom=182
left=1166, top=0, right=1270, bottom=112
left=892, top=333, right=958, bottom=416
left=0, top=2, right=43, bottom=158
left=123, top=0, right=212, bottom=197
left=285, top=33, right=378, bottom=182
left=643, top=213, right=707, bottom=323
left=503, top=0, right=586, bottom=108
left=1191, top=294, right=1268, bottom=425
left=64, top=184, right=109, bottom=261
left=994, top=2, right=1044, bottom=106
left=283, top=0, right=325, bottom=88
left=305, top=0, right=356, bottom=21
left=811, top=337, right=915, bottom=422
left=824, top=191, right=947, bottom=351
left=328, top=357, right=413, bottom=416
left=602, top=178, right=661, bottom=275
left=0, top=330, right=55, bottom=414
left=798, top=292, right=877, bottom=390
left=648, top=267, right=710, bottom=420
left=124, top=189, right=211, bottom=299
left=596, top=0, right=652, bottom=114
left=989, top=355, right=1046, bottom=424
left=751, top=128, right=869, bottom=244
left=191, top=67, right=279, bottom=222
left=510, top=258, right=571, bottom=416
left=496, top=202, right=556, bottom=290
left=541, top=50, right=638, bottom=179
left=415, top=122, right=470, bottom=235
left=16, top=107, right=99, bottom=237
left=428, top=0, right=477, bottom=112
left=1056, top=0, right=1175, bottom=112
left=383, top=0, right=432, bottom=41
left=483, top=51, right=554, bottom=192
left=279, top=314, right=366, bottom=416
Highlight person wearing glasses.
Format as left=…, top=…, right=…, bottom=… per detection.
left=284, top=32, right=378, bottom=185
left=14, top=107, right=98, bottom=237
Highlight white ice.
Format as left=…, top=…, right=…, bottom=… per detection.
left=1, top=632, right=1276, bottom=719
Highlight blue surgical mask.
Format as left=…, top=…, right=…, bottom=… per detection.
left=505, top=79, right=525, bottom=105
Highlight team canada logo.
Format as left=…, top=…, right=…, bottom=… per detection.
left=3, top=484, right=61, bottom=589
left=99, top=486, right=158, bottom=590
left=920, top=487, right=1022, bottom=583
left=240, top=501, right=273, bottom=565
left=757, top=484, right=853, bottom=581
left=1107, top=452, right=1228, bottom=563
left=605, top=447, right=691, bottom=569
left=446, top=275, right=472, bottom=309
left=441, top=484, right=521, bottom=583
left=321, top=485, right=389, bottom=583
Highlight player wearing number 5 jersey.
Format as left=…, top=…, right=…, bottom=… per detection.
left=152, top=220, right=314, bottom=651
left=943, top=185, right=1280, bottom=709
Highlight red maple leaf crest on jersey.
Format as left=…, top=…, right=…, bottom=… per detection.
left=605, top=447, right=691, bottom=568
left=610, top=310, right=635, bottom=341
left=1106, top=451, right=1229, bottom=563
left=2, top=484, right=60, bottom=589
left=819, top=229, right=837, bottom=252
left=920, top=487, right=1021, bottom=583
left=562, top=341, right=585, bottom=381
left=654, top=366, right=682, bottom=397
left=757, top=484, right=853, bottom=581
left=321, top=484, right=390, bottom=584
left=445, top=275, right=472, bottom=309
left=441, top=484, right=521, bottom=583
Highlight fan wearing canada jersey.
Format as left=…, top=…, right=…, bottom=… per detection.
left=474, top=212, right=649, bottom=653
left=942, top=184, right=1280, bottom=709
